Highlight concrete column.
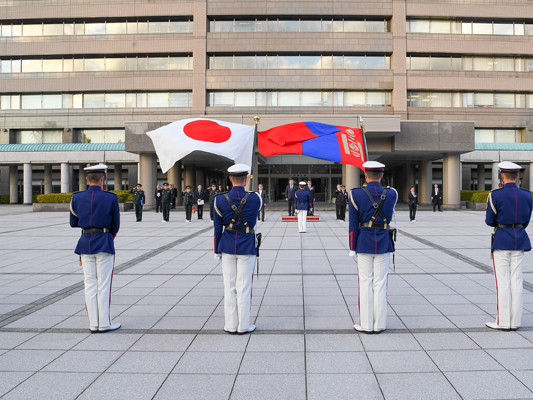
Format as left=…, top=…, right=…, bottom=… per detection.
left=79, top=165, right=87, bottom=191
left=44, top=164, right=53, bottom=194
left=167, top=161, right=182, bottom=205
left=418, top=160, right=432, bottom=205
left=9, top=165, right=18, bottom=204
left=477, top=163, right=486, bottom=191
left=60, top=163, right=70, bottom=193
left=139, top=153, right=157, bottom=208
left=195, top=168, right=205, bottom=189
left=114, top=164, right=123, bottom=191
left=184, top=165, right=195, bottom=188
left=403, top=163, right=416, bottom=202
left=492, top=162, right=500, bottom=190
left=23, top=163, right=32, bottom=204
left=443, top=153, right=461, bottom=209
left=344, top=165, right=360, bottom=190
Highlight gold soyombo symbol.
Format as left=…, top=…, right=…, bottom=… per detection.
left=341, top=129, right=363, bottom=159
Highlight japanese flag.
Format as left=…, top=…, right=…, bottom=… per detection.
left=146, top=118, right=255, bottom=173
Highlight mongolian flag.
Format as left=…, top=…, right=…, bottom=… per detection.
left=258, top=122, right=367, bottom=168
left=147, top=118, right=255, bottom=173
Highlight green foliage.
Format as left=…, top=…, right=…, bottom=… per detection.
left=470, top=191, right=491, bottom=203
left=36, top=190, right=132, bottom=203
left=0, top=195, right=10, bottom=204
left=460, top=190, right=478, bottom=201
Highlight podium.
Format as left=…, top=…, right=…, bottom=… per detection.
left=281, top=215, right=320, bottom=221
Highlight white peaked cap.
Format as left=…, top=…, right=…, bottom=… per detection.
left=362, top=161, right=385, bottom=170
left=84, top=163, right=108, bottom=172
left=498, top=161, right=522, bottom=171
left=227, top=163, right=251, bottom=176
left=299, top=181, right=306, bottom=185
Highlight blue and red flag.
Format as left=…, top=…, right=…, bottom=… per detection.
left=258, top=122, right=367, bottom=168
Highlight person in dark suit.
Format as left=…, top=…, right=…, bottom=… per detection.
left=195, top=184, right=205, bottom=219
left=431, top=184, right=443, bottom=212
left=171, top=184, right=178, bottom=209
left=306, top=180, right=315, bottom=216
left=161, top=183, right=172, bottom=222
left=336, top=185, right=348, bottom=221
left=333, top=184, right=342, bottom=219
left=70, top=164, right=121, bottom=333
left=183, top=185, right=195, bottom=222
left=285, top=179, right=297, bottom=216
left=130, top=183, right=145, bottom=222
left=154, top=184, right=162, bottom=213
left=485, top=161, right=532, bottom=331
left=257, top=184, right=267, bottom=221
left=408, top=187, right=418, bottom=222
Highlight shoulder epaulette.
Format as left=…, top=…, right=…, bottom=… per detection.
left=491, top=187, right=503, bottom=192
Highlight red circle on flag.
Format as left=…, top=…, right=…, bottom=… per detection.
left=183, top=120, right=231, bottom=143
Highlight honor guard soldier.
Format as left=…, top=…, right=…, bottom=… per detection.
left=295, top=181, right=311, bottom=233
left=161, top=182, right=172, bottom=222
left=183, top=185, right=195, bottom=222
left=348, top=161, right=398, bottom=334
left=69, top=164, right=121, bottom=333
left=130, top=183, right=145, bottom=222
left=214, top=164, right=262, bottom=335
left=485, top=161, right=532, bottom=331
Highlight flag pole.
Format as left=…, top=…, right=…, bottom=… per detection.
left=249, top=116, right=260, bottom=191
left=359, top=116, right=369, bottom=163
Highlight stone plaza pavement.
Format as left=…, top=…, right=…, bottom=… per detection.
left=1, top=205, right=533, bottom=399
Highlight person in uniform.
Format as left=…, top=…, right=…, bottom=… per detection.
left=284, top=179, right=297, bottom=216
left=333, top=184, right=342, bottom=219
left=154, top=184, right=162, bottom=213
left=130, top=183, right=145, bottom=222
left=183, top=185, right=195, bottom=222
left=336, top=185, right=348, bottom=221
left=214, top=164, right=262, bottom=335
left=208, top=182, right=220, bottom=222
left=485, top=161, right=532, bottom=331
left=431, top=183, right=442, bottom=212
left=306, top=180, right=315, bottom=216
left=69, top=164, right=121, bottom=333
left=161, top=182, right=172, bottom=222
left=257, top=184, right=267, bottom=221
left=408, top=187, right=418, bottom=222
left=295, top=181, right=311, bottom=233
left=348, top=161, right=398, bottom=334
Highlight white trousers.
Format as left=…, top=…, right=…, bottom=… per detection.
left=492, top=250, right=524, bottom=328
left=221, top=253, right=256, bottom=332
left=81, top=252, right=115, bottom=330
left=297, top=209, right=307, bottom=232
left=356, top=253, right=390, bottom=331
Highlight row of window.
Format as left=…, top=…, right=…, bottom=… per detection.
left=408, top=92, right=533, bottom=108
left=207, top=91, right=391, bottom=107
left=475, top=128, right=524, bottom=144
left=406, top=19, right=533, bottom=35
left=0, top=19, right=193, bottom=37
left=209, top=55, right=390, bottom=70
left=0, top=55, right=193, bottom=74
left=15, top=129, right=125, bottom=144
left=0, top=92, right=192, bottom=110
left=408, top=56, right=533, bottom=72
left=209, top=18, right=389, bottom=33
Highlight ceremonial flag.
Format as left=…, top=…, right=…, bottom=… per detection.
left=258, top=122, right=367, bottom=167
left=146, top=118, right=255, bottom=173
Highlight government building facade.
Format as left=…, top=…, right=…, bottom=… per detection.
left=1, top=0, right=532, bottom=209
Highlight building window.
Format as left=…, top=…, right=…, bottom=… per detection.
left=408, top=91, right=533, bottom=108
left=408, top=55, right=533, bottom=72
left=475, top=128, right=524, bottom=143
left=207, top=90, right=391, bottom=107
left=208, top=54, right=390, bottom=70
left=0, top=92, right=192, bottom=109
left=15, top=130, right=63, bottom=144
left=0, top=19, right=193, bottom=37
left=79, top=129, right=125, bottom=143
left=407, top=18, right=533, bottom=36
left=209, top=17, right=390, bottom=33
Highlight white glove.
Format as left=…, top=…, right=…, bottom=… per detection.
left=214, top=253, right=222, bottom=261
left=349, top=251, right=356, bottom=258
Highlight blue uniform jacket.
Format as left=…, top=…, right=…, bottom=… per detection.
left=486, top=182, right=532, bottom=252
left=348, top=182, right=398, bottom=254
left=295, top=189, right=310, bottom=210
left=70, top=186, right=120, bottom=255
left=214, top=186, right=262, bottom=255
